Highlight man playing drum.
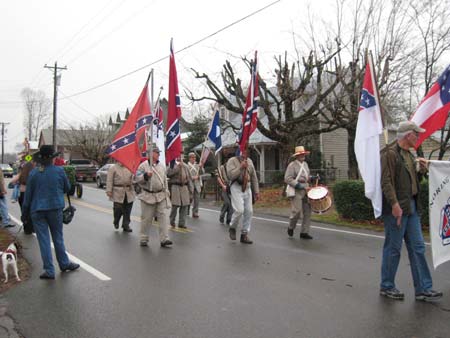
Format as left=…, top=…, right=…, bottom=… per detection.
left=284, top=146, right=313, bottom=240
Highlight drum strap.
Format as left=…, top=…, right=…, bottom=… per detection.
left=295, top=161, right=307, bottom=182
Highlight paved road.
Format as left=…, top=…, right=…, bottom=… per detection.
left=4, top=183, right=450, bottom=338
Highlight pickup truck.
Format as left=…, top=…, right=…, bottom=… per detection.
left=67, top=159, right=98, bottom=182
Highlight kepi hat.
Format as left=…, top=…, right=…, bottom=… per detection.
left=397, top=121, right=425, bottom=134
left=292, top=146, right=310, bottom=157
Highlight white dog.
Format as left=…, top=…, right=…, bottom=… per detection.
left=0, top=242, right=21, bottom=283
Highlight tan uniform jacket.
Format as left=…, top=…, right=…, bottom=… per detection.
left=106, top=164, right=135, bottom=203
left=226, top=156, right=259, bottom=194
left=135, top=160, right=171, bottom=207
left=167, top=162, right=193, bottom=206
left=188, top=162, right=203, bottom=192
left=285, top=160, right=310, bottom=188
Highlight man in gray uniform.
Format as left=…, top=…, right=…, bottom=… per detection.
left=226, top=147, right=259, bottom=244
left=167, top=154, right=193, bottom=229
left=284, top=146, right=313, bottom=239
left=135, top=146, right=172, bottom=247
left=106, top=162, right=135, bottom=232
left=187, top=152, right=203, bottom=218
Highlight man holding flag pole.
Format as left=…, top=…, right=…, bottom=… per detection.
left=226, top=52, right=260, bottom=244
left=357, top=54, right=444, bottom=302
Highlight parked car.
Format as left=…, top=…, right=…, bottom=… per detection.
left=96, top=163, right=113, bottom=188
left=0, top=164, right=14, bottom=178
left=67, top=159, right=98, bottom=182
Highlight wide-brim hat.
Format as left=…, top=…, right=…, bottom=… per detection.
left=292, top=146, right=310, bottom=157
left=34, top=145, right=59, bottom=160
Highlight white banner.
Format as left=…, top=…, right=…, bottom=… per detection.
left=428, top=160, right=450, bottom=269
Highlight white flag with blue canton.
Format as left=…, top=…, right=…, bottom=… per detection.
left=207, top=109, right=222, bottom=155
left=355, top=55, right=383, bottom=218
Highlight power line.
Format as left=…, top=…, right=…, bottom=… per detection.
left=61, top=0, right=281, bottom=100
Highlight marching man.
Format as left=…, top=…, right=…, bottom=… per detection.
left=187, top=152, right=204, bottom=218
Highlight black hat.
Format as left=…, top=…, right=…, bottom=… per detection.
left=35, top=145, right=59, bottom=160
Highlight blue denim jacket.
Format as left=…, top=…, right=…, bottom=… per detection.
left=23, top=165, right=70, bottom=213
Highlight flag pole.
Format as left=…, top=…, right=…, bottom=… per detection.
left=369, top=50, right=388, bottom=145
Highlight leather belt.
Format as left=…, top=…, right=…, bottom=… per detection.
left=142, top=188, right=163, bottom=193
left=114, top=184, right=131, bottom=187
left=171, top=183, right=187, bottom=186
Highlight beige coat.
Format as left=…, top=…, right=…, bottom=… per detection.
left=167, top=162, right=193, bottom=206
left=187, top=162, right=203, bottom=192
left=226, top=156, right=259, bottom=194
left=285, top=160, right=310, bottom=187
left=134, top=160, right=171, bottom=207
left=106, top=164, right=135, bottom=203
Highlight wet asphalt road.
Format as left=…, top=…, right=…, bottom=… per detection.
left=3, top=183, right=450, bottom=338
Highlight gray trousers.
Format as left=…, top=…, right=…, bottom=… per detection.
left=170, top=205, right=188, bottom=227
left=219, top=190, right=233, bottom=224
left=288, top=189, right=311, bottom=234
left=192, top=190, right=200, bottom=216
left=140, top=200, right=170, bottom=243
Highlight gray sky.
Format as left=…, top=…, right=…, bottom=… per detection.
left=0, top=0, right=336, bottom=152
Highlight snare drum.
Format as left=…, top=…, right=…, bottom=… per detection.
left=307, top=186, right=332, bottom=214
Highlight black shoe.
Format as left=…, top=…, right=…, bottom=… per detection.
left=380, top=288, right=404, bottom=300
left=219, top=217, right=225, bottom=225
left=287, top=228, right=294, bottom=237
left=415, top=290, right=443, bottom=302
left=160, top=239, right=173, bottom=247
left=3, top=224, right=15, bottom=228
left=170, top=223, right=176, bottom=228
left=229, top=228, right=236, bottom=240
left=40, top=272, right=55, bottom=280
left=113, top=223, right=119, bottom=230
left=240, top=233, right=253, bottom=244
left=300, top=233, right=313, bottom=240
left=61, top=262, right=80, bottom=272
left=178, top=225, right=187, bottom=229
left=140, top=241, right=148, bottom=247
left=123, top=227, right=132, bottom=232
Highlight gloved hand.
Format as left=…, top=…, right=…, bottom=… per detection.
left=295, top=182, right=305, bottom=190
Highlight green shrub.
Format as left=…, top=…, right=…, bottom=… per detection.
left=333, top=180, right=374, bottom=220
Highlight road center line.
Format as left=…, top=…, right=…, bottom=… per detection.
left=9, top=214, right=112, bottom=281
left=199, top=207, right=431, bottom=246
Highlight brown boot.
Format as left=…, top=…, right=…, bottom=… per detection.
left=240, top=233, right=253, bottom=244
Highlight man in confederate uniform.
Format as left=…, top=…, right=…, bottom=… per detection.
left=226, top=147, right=259, bottom=244
left=134, top=146, right=172, bottom=247
left=187, top=152, right=203, bottom=218
left=167, top=154, right=193, bottom=229
left=106, top=161, right=135, bottom=232
left=284, top=146, right=313, bottom=240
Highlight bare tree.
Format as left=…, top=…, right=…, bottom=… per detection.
left=21, top=88, right=51, bottom=140
left=63, top=118, right=115, bottom=166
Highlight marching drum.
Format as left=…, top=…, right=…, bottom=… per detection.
left=307, top=186, right=332, bottom=214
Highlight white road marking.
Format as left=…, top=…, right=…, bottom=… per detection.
left=9, top=214, right=112, bottom=281
left=199, top=207, right=431, bottom=246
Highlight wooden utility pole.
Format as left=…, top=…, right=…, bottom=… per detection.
left=0, top=122, right=10, bottom=163
left=44, top=62, right=67, bottom=151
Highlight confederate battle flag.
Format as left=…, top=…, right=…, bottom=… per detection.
left=165, top=39, right=182, bottom=166
left=106, top=75, right=152, bottom=173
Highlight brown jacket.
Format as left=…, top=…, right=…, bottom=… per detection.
left=381, top=142, right=420, bottom=215
left=106, top=164, right=135, bottom=203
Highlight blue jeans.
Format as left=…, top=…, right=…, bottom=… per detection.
left=381, top=200, right=433, bottom=294
left=0, top=196, right=11, bottom=225
left=31, top=209, right=70, bottom=276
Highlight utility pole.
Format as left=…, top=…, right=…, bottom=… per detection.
left=0, top=122, right=10, bottom=163
left=44, top=62, right=67, bottom=151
